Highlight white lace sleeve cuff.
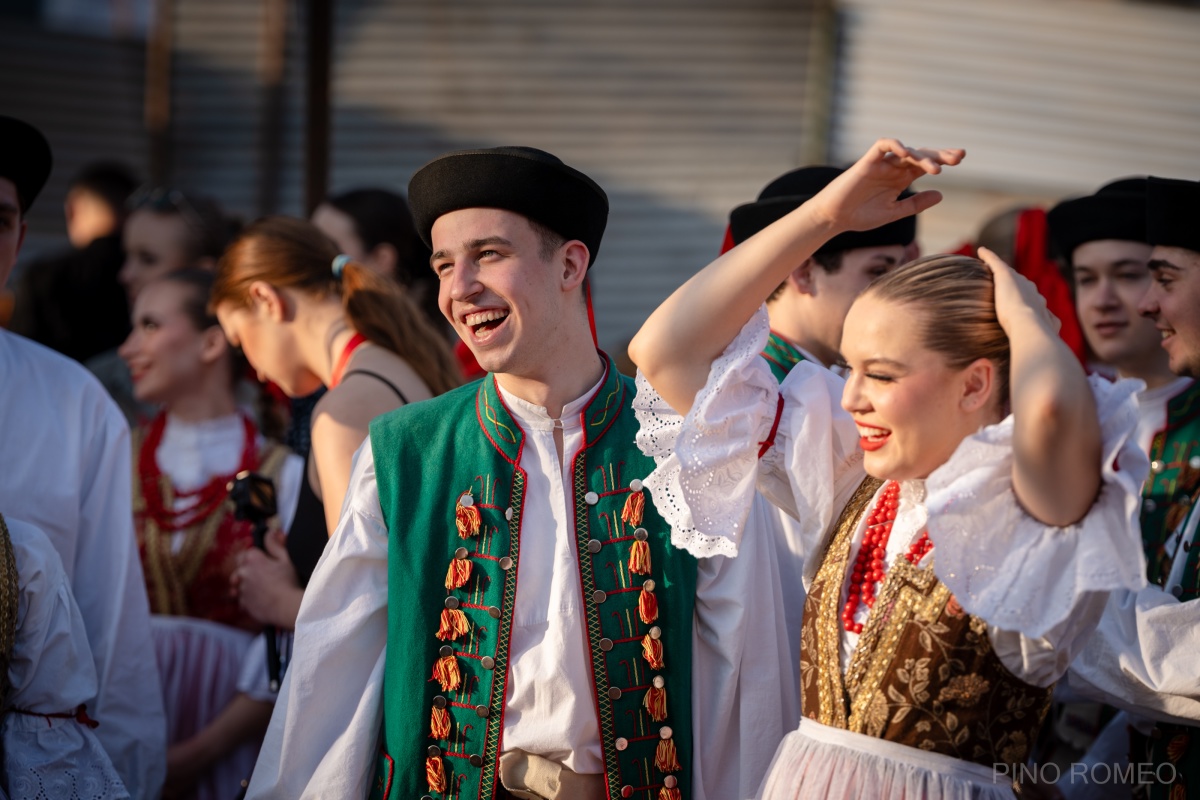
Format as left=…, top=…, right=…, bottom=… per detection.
left=635, top=308, right=779, bottom=558
left=925, top=375, right=1149, bottom=639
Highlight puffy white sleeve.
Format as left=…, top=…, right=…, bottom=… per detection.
left=1066, top=587, right=1200, bottom=726
left=3, top=517, right=130, bottom=799
left=634, top=306, right=863, bottom=561
left=924, top=375, right=1148, bottom=640
left=245, top=440, right=389, bottom=799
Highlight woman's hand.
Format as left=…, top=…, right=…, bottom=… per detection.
left=806, top=139, right=965, bottom=236
left=978, top=246, right=1061, bottom=336
left=232, top=529, right=304, bottom=630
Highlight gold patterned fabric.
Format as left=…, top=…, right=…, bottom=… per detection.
left=800, top=478, right=1053, bottom=773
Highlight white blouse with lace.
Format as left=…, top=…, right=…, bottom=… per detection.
left=634, top=307, right=1150, bottom=799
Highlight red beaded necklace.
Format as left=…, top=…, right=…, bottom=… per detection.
left=138, top=413, right=259, bottom=531
left=841, top=481, right=933, bottom=633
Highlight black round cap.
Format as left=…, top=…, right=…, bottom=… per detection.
left=0, top=115, right=53, bottom=213
left=1047, top=177, right=1148, bottom=263
left=1147, top=176, right=1200, bottom=254
left=409, top=146, right=609, bottom=267
left=729, top=165, right=915, bottom=253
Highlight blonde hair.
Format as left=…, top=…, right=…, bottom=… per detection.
left=212, top=216, right=461, bottom=396
left=863, top=254, right=1011, bottom=404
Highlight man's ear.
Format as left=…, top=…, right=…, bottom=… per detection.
left=248, top=280, right=289, bottom=322
left=791, top=258, right=818, bottom=296
left=560, top=240, right=590, bottom=292
left=960, top=357, right=996, bottom=413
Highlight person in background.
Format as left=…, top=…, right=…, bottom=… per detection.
left=214, top=216, right=459, bottom=637
left=87, top=187, right=237, bottom=424
left=0, top=113, right=165, bottom=799
left=118, top=269, right=303, bottom=800
left=2, top=514, right=129, bottom=800
left=9, top=161, right=138, bottom=363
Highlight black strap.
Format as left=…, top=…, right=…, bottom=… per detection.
left=340, top=369, right=410, bottom=405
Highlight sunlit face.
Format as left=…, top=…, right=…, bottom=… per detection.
left=216, top=292, right=318, bottom=398
left=311, top=203, right=367, bottom=261
left=0, top=177, right=26, bottom=288
left=1072, top=239, right=1159, bottom=372
left=1140, top=246, right=1200, bottom=378
left=118, top=280, right=214, bottom=405
left=432, top=208, right=571, bottom=379
left=808, top=245, right=907, bottom=366
left=119, top=209, right=193, bottom=304
left=841, top=294, right=990, bottom=481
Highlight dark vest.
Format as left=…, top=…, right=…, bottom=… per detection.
left=1143, top=379, right=1200, bottom=585
left=800, top=478, right=1053, bottom=773
left=368, top=360, right=697, bottom=800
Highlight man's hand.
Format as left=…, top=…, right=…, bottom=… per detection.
left=232, top=529, right=304, bottom=630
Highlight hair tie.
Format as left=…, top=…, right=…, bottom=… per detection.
left=332, top=254, right=352, bottom=279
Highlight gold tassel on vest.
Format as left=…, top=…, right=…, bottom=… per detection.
left=426, top=754, right=446, bottom=793
left=658, top=789, right=681, bottom=800
left=639, top=579, right=659, bottom=624
left=430, top=705, right=450, bottom=740
left=431, top=654, right=461, bottom=692
left=655, top=737, right=681, bottom=772
left=436, top=608, right=470, bottom=641
left=644, top=682, right=667, bottom=722
left=628, top=539, right=651, bottom=575
left=444, top=558, right=472, bottom=590
left=455, top=494, right=481, bottom=538
left=622, top=489, right=645, bottom=527
left=642, top=634, right=664, bottom=669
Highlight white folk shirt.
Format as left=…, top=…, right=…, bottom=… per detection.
left=0, top=330, right=166, bottom=799
left=247, top=375, right=795, bottom=800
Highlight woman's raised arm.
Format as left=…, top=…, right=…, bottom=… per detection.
left=629, top=139, right=963, bottom=414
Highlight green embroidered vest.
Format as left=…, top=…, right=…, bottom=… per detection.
left=1142, top=379, right=1200, bottom=584
left=368, top=360, right=697, bottom=800
left=761, top=331, right=807, bottom=384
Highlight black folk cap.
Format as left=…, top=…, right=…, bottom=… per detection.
left=0, top=115, right=53, bottom=214
left=1146, top=176, right=1200, bottom=255
left=729, top=165, right=916, bottom=254
left=1046, top=177, right=1149, bottom=263
left=408, top=146, right=609, bottom=267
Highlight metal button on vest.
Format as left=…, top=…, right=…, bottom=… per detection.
left=428, top=745, right=441, bottom=757
left=499, top=556, right=514, bottom=571
left=455, top=547, right=469, bottom=560
left=652, top=675, right=665, bottom=689
left=459, top=493, right=474, bottom=507
left=432, top=695, right=447, bottom=708
left=664, top=776, right=678, bottom=789
left=488, top=606, right=501, bottom=619
left=1144, top=499, right=1158, bottom=513
left=659, top=726, right=673, bottom=740
left=481, top=656, right=495, bottom=670
left=439, top=645, right=454, bottom=658
left=629, top=478, right=643, bottom=492
left=1151, top=460, right=1165, bottom=473
left=615, top=737, right=628, bottom=751
left=585, top=491, right=599, bottom=505
left=592, top=589, right=607, bottom=604
left=643, top=579, right=656, bottom=592
left=649, top=626, right=662, bottom=640
left=634, top=528, right=648, bottom=541
left=475, top=705, right=489, bottom=718
left=599, top=638, right=614, bottom=651
left=1191, top=456, right=1200, bottom=470
left=620, top=786, right=633, bottom=798
left=505, top=506, right=514, bottom=521
left=608, top=686, right=622, bottom=700
left=1171, top=584, right=1184, bottom=597
left=445, top=596, right=460, bottom=610
left=422, top=795, right=434, bottom=800
left=587, top=539, right=602, bottom=554
left=470, top=754, right=484, bottom=767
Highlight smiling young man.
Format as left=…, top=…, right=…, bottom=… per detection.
left=1068, top=175, right=1200, bottom=800
left=247, top=147, right=786, bottom=800
left=0, top=115, right=166, bottom=798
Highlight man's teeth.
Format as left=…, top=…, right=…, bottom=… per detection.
left=1163, top=330, right=1175, bottom=339
left=465, top=310, right=509, bottom=327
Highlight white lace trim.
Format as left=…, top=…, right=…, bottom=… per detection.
left=925, top=375, right=1149, bottom=639
left=2, top=715, right=130, bottom=799
left=634, top=307, right=777, bottom=559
